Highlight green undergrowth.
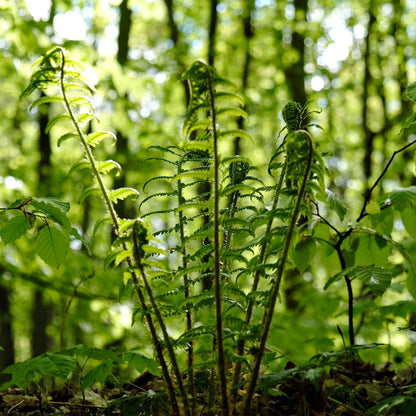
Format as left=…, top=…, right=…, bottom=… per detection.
left=2, top=47, right=416, bottom=415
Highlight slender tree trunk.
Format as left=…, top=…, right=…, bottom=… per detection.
left=114, top=0, right=134, bottom=219
left=362, top=1, right=376, bottom=192
left=0, top=269, right=14, bottom=383
left=283, top=0, right=307, bottom=104
left=32, top=97, right=54, bottom=356
left=234, top=0, right=254, bottom=156
left=208, top=0, right=218, bottom=66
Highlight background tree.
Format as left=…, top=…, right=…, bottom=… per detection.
left=1, top=0, right=416, bottom=377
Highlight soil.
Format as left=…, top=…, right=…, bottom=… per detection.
left=1, top=359, right=415, bottom=415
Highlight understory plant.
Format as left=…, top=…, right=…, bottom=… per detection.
left=2, top=47, right=416, bottom=415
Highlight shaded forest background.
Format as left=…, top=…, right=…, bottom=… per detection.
left=1, top=0, right=416, bottom=383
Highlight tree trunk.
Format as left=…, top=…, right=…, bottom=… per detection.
left=0, top=270, right=14, bottom=383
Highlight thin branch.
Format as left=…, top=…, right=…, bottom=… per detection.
left=357, top=137, right=416, bottom=222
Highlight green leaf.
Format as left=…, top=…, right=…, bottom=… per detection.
left=389, top=187, right=416, bottom=211
left=96, top=160, right=122, bottom=175
left=123, top=351, right=161, bottom=377
left=29, top=95, right=63, bottom=111
left=108, top=187, right=139, bottom=203
left=324, top=267, right=353, bottom=290
left=355, top=266, right=392, bottom=296
left=58, top=132, right=79, bottom=147
left=30, top=198, right=71, bottom=230
left=326, top=189, right=347, bottom=221
left=366, top=201, right=380, bottom=215
left=79, top=186, right=100, bottom=203
left=86, top=131, right=117, bottom=147
left=355, top=234, right=390, bottom=267
left=406, top=82, right=416, bottom=102
left=217, top=129, right=253, bottom=141
left=292, top=238, right=316, bottom=272
left=36, top=226, right=69, bottom=269
left=45, top=114, right=71, bottom=134
left=401, top=206, right=416, bottom=240
left=1, top=353, right=78, bottom=390
left=81, top=360, right=113, bottom=391
left=61, top=345, right=120, bottom=363
left=0, top=212, right=31, bottom=244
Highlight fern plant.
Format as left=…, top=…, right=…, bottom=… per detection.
left=4, top=46, right=416, bottom=416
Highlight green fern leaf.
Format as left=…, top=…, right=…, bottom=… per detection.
left=175, top=201, right=212, bottom=213
left=217, top=129, right=253, bottom=141
left=216, top=107, right=247, bottom=118
left=215, top=91, right=245, bottom=105
left=76, top=113, right=101, bottom=126
left=86, top=131, right=117, bottom=147
left=79, top=186, right=100, bottom=203
left=68, top=160, right=89, bottom=175
left=57, top=132, right=79, bottom=147
left=174, top=169, right=212, bottom=182
left=29, top=95, right=63, bottom=111
left=45, top=114, right=71, bottom=134
left=36, top=226, right=69, bottom=269
left=108, top=187, right=140, bottom=203
left=96, top=160, right=122, bottom=175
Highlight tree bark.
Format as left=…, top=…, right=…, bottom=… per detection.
left=0, top=270, right=14, bottom=383
left=283, top=0, right=307, bottom=104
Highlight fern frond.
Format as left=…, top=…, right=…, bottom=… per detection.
left=108, top=187, right=139, bottom=203
left=57, top=132, right=79, bottom=147
left=45, top=114, right=71, bottom=133
left=96, top=160, right=122, bottom=175
left=86, top=131, right=117, bottom=147
left=29, top=95, right=64, bottom=111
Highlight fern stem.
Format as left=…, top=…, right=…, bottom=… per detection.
left=132, top=222, right=192, bottom=416
left=205, top=61, right=229, bottom=416
left=242, top=130, right=314, bottom=415
left=57, top=48, right=183, bottom=416
left=177, top=166, right=196, bottom=410
left=231, top=163, right=286, bottom=403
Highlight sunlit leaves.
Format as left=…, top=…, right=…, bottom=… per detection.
left=36, top=226, right=69, bottom=269
left=1, top=353, right=78, bottom=390
left=326, top=189, right=347, bottom=221
left=0, top=211, right=31, bottom=244
left=124, top=351, right=161, bottom=376
left=389, top=187, right=416, bottom=211
left=108, top=187, right=139, bottom=203
left=325, top=266, right=392, bottom=296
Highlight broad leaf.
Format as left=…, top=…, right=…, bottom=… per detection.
left=355, top=266, right=392, bottom=296
left=81, top=360, right=113, bottom=390
left=292, top=238, right=316, bottom=272
left=1, top=353, right=77, bottom=390
left=406, top=82, right=416, bottom=102
left=0, top=212, right=31, bottom=244
left=389, top=187, right=416, bottom=211
left=326, top=189, right=347, bottom=221
left=30, top=198, right=71, bottom=230
left=36, top=226, right=69, bottom=268
left=123, top=351, right=161, bottom=377
left=401, top=206, right=416, bottom=240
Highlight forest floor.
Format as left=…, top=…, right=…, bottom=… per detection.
left=1, top=358, right=415, bottom=415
